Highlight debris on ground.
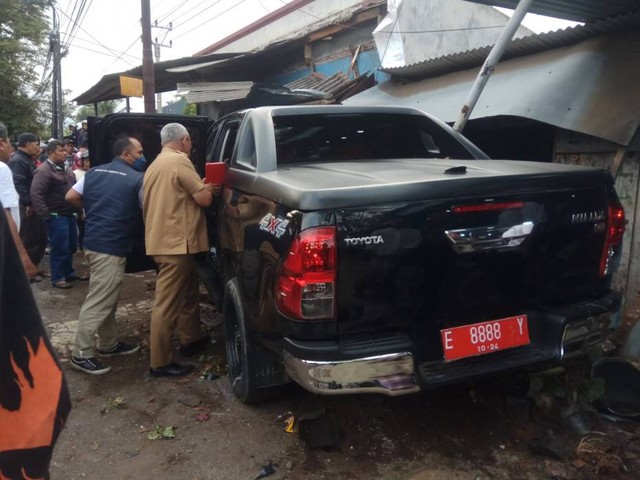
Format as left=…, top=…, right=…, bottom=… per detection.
left=576, top=432, right=626, bottom=475
left=177, top=393, right=201, bottom=408
left=254, top=462, right=275, bottom=479
left=147, top=425, right=176, bottom=440
left=101, top=396, right=126, bottom=414
left=298, top=409, right=341, bottom=450
left=544, top=459, right=569, bottom=479
left=195, top=412, right=211, bottom=422
left=284, top=415, right=296, bottom=434
left=198, top=354, right=227, bottom=379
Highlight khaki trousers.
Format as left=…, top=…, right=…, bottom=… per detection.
left=150, top=254, right=202, bottom=368
left=73, top=250, right=126, bottom=358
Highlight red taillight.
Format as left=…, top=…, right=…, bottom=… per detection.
left=599, top=203, right=625, bottom=278
left=452, top=201, right=524, bottom=213
left=276, top=226, right=336, bottom=319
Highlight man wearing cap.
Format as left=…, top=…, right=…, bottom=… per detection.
left=77, top=120, right=88, bottom=148
left=64, top=137, right=144, bottom=374
left=67, top=123, right=78, bottom=145
left=63, top=138, right=76, bottom=171
left=8, top=133, right=48, bottom=273
left=31, top=140, right=84, bottom=289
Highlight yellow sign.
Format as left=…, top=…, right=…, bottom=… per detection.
left=119, top=75, right=143, bottom=97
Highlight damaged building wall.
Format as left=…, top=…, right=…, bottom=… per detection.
left=374, top=0, right=532, bottom=68
left=267, top=17, right=383, bottom=85
left=199, top=0, right=375, bottom=55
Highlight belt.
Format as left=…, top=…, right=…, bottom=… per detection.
left=50, top=212, right=77, bottom=217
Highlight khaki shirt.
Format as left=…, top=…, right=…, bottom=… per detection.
left=143, top=147, right=208, bottom=255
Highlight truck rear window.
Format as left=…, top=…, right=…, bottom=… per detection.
left=273, top=113, right=476, bottom=164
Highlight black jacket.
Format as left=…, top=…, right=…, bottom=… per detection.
left=30, top=160, right=77, bottom=220
left=7, top=150, right=36, bottom=207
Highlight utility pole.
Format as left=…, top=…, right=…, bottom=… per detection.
left=453, top=0, right=534, bottom=132
left=141, top=0, right=156, bottom=113
left=50, top=3, right=63, bottom=138
left=153, top=20, right=172, bottom=113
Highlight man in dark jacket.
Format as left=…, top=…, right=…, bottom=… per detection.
left=31, top=140, right=84, bottom=289
left=64, top=136, right=144, bottom=374
left=8, top=133, right=48, bottom=270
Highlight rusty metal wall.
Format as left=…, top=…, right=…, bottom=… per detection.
left=555, top=130, right=640, bottom=315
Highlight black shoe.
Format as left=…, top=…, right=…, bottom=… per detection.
left=149, top=362, right=195, bottom=378
left=179, top=335, right=210, bottom=357
left=98, top=342, right=141, bottom=357
left=70, top=356, right=111, bottom=375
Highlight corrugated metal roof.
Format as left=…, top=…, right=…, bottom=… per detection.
left=346, top=30, right=640, bottom=146
left=285, top=72, right=350, bottom=94
left=463, top=0, right=640, bottom=22
left=177, top=82, right=254, bottom=103
left=176, top=73, right=357, bottom=104
left=381, top=11, right=640, bottom=80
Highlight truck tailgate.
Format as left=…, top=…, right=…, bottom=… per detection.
left=335, top=183, right=612, bottom=362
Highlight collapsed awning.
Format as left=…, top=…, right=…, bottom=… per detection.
left=177, top=72, right=376, bottom=105
left=345, top=30, right=640, bottom=146
left=72, top=52, right=244, bottom=105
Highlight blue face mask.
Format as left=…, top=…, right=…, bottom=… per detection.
left=133, top=155, right=147, bottom=172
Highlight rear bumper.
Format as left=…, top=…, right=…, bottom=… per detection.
left=282, top=291, right=621, bottom=396
left=283, top=350, right=420, bottom=396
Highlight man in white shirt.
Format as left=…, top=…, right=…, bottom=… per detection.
left=0, top=121, right=38, bottom=279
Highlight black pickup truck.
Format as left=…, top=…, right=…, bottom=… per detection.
left=89, top=105, right=625, bottom=403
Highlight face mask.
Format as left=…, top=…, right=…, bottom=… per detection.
left=133, top=155, right=147, bottom=172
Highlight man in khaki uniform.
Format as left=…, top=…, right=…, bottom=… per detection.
left=143, top=123, right=218, bottom=377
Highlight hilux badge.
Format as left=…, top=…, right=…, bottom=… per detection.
left=571, top=210, right=605, bottom=224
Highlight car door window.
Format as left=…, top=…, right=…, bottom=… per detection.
left=233, top=120, right=256, bottom=171
left=217, top=121, right=241, bottom=164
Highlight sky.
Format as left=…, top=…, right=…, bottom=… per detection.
left=53, top=0, right=579, bottom=113
left=55, top=0, right=295, bottom=103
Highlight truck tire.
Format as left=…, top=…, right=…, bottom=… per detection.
left=223, top=278, right=285, bottom=403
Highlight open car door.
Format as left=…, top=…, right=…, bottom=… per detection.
left=87, top=113, right=212, bottom=272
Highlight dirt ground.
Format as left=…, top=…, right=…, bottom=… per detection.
left=32, top=253, right=640, bottom=480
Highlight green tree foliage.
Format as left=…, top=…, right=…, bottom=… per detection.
left=183, top=101, right=197, bottom=116
left=75, top=100, right=119, bottom=122
left=0, top=0, right=50, bottom=137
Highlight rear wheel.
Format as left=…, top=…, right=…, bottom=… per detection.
left=223, top=278, right=285, bottom=403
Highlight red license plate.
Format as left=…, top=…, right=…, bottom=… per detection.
left=441, top=315, right=530, bottom=361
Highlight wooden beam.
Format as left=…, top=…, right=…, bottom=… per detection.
left=306, top=6, right=384, bottom=43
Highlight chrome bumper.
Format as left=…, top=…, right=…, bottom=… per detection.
left=561, top=312, right=615, bottom=359
left=283, top=350, right=420, bottom=396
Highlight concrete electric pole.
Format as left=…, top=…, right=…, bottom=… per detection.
left=50, top=2, right=63, bottom=138
left=141, top=0, right=156, bottom=113
left=153, top=21, right=172, bottom=113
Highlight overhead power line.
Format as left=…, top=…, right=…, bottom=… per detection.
left=172, top=0, right=247, bottom=41
left=55, top=4, right=138, bottom=66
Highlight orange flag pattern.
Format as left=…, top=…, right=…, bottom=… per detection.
left=0, top=204, right=71, bottom=479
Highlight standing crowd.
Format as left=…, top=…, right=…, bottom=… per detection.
left=0, top=120, right=219, bottom=378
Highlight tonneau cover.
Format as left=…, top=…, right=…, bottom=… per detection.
left=227, top=159, right=612, bottom=210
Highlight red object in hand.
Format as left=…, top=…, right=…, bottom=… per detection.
left=205, top=162, right=226, bottom=185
